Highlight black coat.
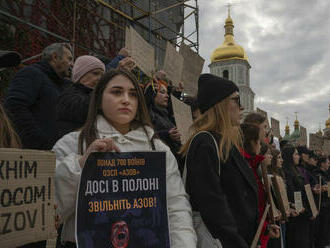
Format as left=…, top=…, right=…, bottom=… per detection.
left=185, top=131, right=259, bottom=248
left=144, top=85, right=183, bottom=171
left=284, top=168, right=312, bottom=248
left=56, top=83, right=93, bottom=139
left=5, top=60, right=71, bottom=150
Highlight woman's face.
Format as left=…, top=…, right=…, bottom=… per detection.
left=251, top=140, right=261, bottom=155
left=101, top=75, right=138, bottom=129
left=259, top=121, right=267, bottom=140
left=293, top=149, right=300, bottom=165
left=276, top=153, right=283, bottom=168
left=154, top=85, right=169, bottom=107
left=80, top=68, right=104, bottom=88
left=228, top=91, right=241, bottom=126
left=321, top=159, right=329, bottom=171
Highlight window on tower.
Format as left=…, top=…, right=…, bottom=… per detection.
left=223, top=70, right=229, bottom=79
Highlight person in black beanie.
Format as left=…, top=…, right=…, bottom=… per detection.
left=181, top=73, right=260, bottom=248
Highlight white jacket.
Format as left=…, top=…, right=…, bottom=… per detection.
left=53, top=115, right=196, bottom=247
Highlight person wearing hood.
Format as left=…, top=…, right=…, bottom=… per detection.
left=5, top=43, right=73, bottom=150
left=56, top=55, right=105, bottom=139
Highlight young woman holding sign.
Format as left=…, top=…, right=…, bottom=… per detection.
left=282, top=145, right=311, bottom=248
left=181, top=73, right=259, bottom=248
left=53, top=69, right=196, bottom=248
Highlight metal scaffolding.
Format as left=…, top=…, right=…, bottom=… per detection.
left=0, top=0, right=200, bottom=66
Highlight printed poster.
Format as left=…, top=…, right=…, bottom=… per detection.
left=76, top=152, right=169, bottom=248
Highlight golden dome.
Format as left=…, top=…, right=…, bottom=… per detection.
left=326, top=119, right=330, bottom=129
left=211, top=13, right=248, bottom=63
left=326, top=104, right=330, bottom=129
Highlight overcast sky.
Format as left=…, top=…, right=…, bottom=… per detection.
left=184, top=0, right=330, bottom=138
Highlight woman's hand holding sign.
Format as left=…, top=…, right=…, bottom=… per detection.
left=79, top=138, right=121, bottom=168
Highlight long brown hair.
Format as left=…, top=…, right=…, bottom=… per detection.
left=0, top=104, right=21, bottom=148
left=180, top=97, right=242, bottom=162
left=269, top=148, right=286, bottom=179
left=240, top=123, right=260, bottom=155
left=78, top=69, right=152, bottom=154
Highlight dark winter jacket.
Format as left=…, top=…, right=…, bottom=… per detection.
left=144, top=84, right=184, bottom=172
left=144, top=85, right=181, bottom=151
left=5, top=60, right=71, bottom=150
left=284, top=166, right=311, bottom=215
left=185, top=131, right=259, bottom=248
left=56, top=83, right=93, bottom=139
left=105, top=54, right=125, bottom=71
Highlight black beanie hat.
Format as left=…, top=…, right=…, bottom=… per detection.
left=197, top=73, right=239, bottom=114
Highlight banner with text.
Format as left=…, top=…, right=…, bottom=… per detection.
left=76, top=152, right=169, bottom=248
left=0, top=148, right=56, bottom=248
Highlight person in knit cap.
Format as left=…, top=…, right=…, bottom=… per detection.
left=56, top=55, right=105, bottom=139
left=181, top=73, right=260, bottom=248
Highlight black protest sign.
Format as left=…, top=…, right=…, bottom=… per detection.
left=76, top=152, right=169, bottom=248
left=0, top=148, right=56, bottom=248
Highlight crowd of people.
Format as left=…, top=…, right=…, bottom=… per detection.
left=0, top=43, right=329, bottom=248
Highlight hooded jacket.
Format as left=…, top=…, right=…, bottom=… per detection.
left=53, top=115, right=196, bottom=247
left=5, top=60, right=71, bottom=149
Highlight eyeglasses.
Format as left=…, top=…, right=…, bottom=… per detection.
left=230, top=96, right=241, bottom=107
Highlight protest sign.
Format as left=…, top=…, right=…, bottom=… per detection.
left=171, top=96, right=193, bottom=144
left=298, top=126, right=307, bottom=146
left=76, top=152, right=169, bottom=248
left=163, top=42, right=184, bottom=87
left=294, top=191, right=303, bottom=213
left=261, top=165, right=276, bottom=222
left=179, top=43, right=205, bottom=96
left=304, top=184, right=318, bottom=218
left=271, top=175, right=290, bottom=221
left=125, top=26, right=131, bottom=51
left=0, top=148, right=56, bottom=248
left=270, top=118, right=280, bottom=138
left=251, top=204, right=270, bottom=248
left=256, top=108, right=270, bottom=128
left=128, top=26, right=155, bottom=77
